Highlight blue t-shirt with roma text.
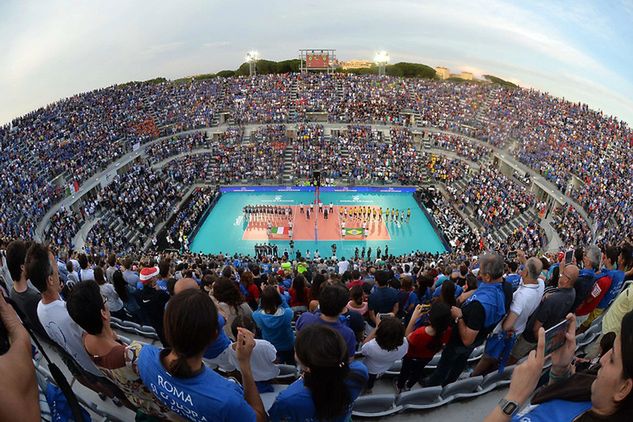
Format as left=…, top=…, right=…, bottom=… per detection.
left=137, top=345, right=255, bottom=422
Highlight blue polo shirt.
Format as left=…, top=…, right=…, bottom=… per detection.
left=203, top=314, right=232, bottom=359
left=368, top=286, right=399, bottom=314
left=296, top=312, right=357, bottom=357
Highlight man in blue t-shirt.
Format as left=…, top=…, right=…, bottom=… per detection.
left=296, top=284, right=357, bottom=358
left=367, top=270, right=399, bottom=325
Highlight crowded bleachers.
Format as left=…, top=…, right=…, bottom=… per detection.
left=2, top=235, right=632, bottom=421
left=459, top=167, right=535, bottom=229
left=3, top=72, right=633, bottom=245
left=3, top=70, right=633, bottom=421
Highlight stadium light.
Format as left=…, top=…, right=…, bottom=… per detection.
left=245, top=50, right=260, bottom=76
left=374, top=50, right=390, bottom=76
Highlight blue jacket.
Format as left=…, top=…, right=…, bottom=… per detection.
left=464, top=282, right=506, bottom=328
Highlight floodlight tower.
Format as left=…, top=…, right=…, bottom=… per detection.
left=245, top=50, right=260, bottom=76
left=374, top=51, right=390, bottom=76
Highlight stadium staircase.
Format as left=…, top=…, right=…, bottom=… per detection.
left=336, top=78, right=344, bottom=104
left=289, top=79, right=299, bottom=123
left=282, top=145, right=295, bottom=184
left=218, top=81, right=236, bottom=126
left=474, top=90, right=496, bottom=127
left=422, top=130, right=432, bottom=150
left=488, top=207, right=538, bottom=246
left=419, top=152, right=431, bottom=185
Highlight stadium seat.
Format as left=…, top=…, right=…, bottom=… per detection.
left=577, top=324, right=601, bottom=349
left=480, top=365, right=514, bottom=393
left=261, top=384, right=289, bottom=412
left=274, top=364, right=299, bottom=382
left=385, top=359, right=403, bottom=375
left=440, top=375, right=484, bottom=400
left=395, top=386, right=444, bottom=410
left=467, top=345, right=485, bottom=362
left=117, top=335, right=132, bottom=345
left=135, top=325, right=160, bottom=340
left=425, top=352, right=442, bottom=369
left=351, top=394, right=402, bottom=418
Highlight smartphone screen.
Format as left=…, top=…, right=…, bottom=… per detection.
left=564, top=249, right=575, bottom=265
left=544, top=319, right=570, bottom=355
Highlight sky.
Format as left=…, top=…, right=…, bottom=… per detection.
left=1, top=0, right=633, bottom=125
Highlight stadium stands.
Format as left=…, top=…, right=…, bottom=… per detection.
left=2, top=72, right=633, bottom=421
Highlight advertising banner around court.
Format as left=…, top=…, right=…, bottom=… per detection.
left=220, top=186, right=416, bottom=193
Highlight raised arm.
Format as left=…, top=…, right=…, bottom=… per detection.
left=484, top=328, right=545, bottom=422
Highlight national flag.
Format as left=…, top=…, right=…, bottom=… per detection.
left=344, top=228, right=363, bottom=236
left=69, top=181, right=79, bottom=194
left=271, top=227, right=286, bottom=234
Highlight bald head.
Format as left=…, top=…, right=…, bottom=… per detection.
left=558, top=264, right=579, bottom=288
left=174, top=277, right=199, bottom=295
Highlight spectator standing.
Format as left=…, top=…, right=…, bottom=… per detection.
left=296, top=284, right=357, bottom=358
left=137, top=266, right=170, bottom=346
left=508, top=264, right=578, bottom=364
left=428, top=254, right=511, bottom=386
left=397, top=302, right=452, bottom=392
left=367, top=270, right=400, bottom=325
left=252, top=286, right=295, bottom=364
left=94, top=266, right=127, bottom=320
left=361, top=316, right=408, bottom=393
left=473, top=257, right=544, bottom=376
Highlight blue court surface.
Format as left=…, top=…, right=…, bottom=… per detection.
left=189, top=187, right=447, bottom=257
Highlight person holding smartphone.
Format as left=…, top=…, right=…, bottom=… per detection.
left=485, top=312, right=633, bottom=421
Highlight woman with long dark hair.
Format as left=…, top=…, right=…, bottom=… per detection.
left=485, top=311, right=633, bottom=421
left=94, top=266, right=127, bottom=320
left=396, top=302, right=452, bottom=392
left=252, top=286, right=295, bottom=364
left=135, top=289, right=266, bottom=421
left=269, top=325, right=368, bottom=422
left=289, top=274, right=310, bottom=309
left=240, top=271, right=260, bottom=310
left=435, top=279, right=457, bottom=307
left=212, top=277, right=253, bottom=340
left=112, top=269, right=143, bottom=323
left=308, top=273, right=326, bottom=312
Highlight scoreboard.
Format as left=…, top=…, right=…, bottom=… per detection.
left=299, top=49, right=336, bottom=73
left=306, top=52, right=330, bottom=69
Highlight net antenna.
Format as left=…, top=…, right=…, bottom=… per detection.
left=299, top=49, right=337, bottom=74
left=245, top=50, right=260, bottom=77
left=374, top=50, right=390, bottom=76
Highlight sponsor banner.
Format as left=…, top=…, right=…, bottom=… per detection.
left=321, top=186, right=416, bottom=193
left=221, top=186, right=313, bottom=193
left=220, top=186, right=416, bottom=193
